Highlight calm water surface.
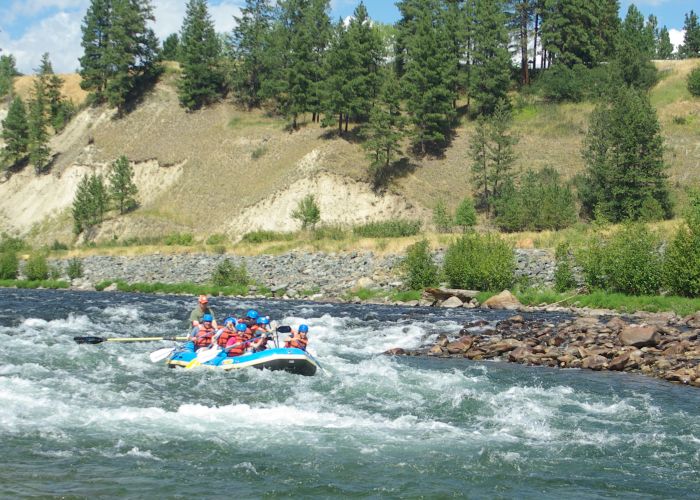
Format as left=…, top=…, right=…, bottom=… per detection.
left=1, top=289, right=699, bottom=498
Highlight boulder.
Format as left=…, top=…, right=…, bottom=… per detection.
left=619, top=326, right=660, bottom=348
left=423, top=287, right=479, bottom=302
left=383, top=348, right=406, bottom=356
left=683, top=312, right=700, bottom=329
left=352, top=277, right=375, bottom=291
left=446, top=336, right=474, bottom=354
left=608, top=352, right=630, bottom=371
left=428, top=345, right=444, bottom=356
left=435, top=334, right=449, bottom=348
left=509, top=347, right=531, bottom=363
left=605, top=317, right=628, bottom=332
left=581, top=355, right=608, bottom=371
left=441, top=296, right=464, bottom=308
left=482, top=290, right=522, bottom=310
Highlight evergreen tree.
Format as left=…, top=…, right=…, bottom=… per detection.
left=580, top=87, right=672, bottom=222
left=540, top=0, right=619, bottom=68
left=680, top=10, right=700, bottom=59
left=455, top=197, right=477, bottom=231
left=487, top=100, right=517, bottom=199
left=72, top=174, right=92, bottom=234
left=88, top=173, right=109, bottom=226
left=322, top=18, right=354, bottom=131
left=101, top=0, right=159, bottom=114
left=305, top=0, right=332, bottom=123
left=399, top=0, right=456, bottom=153
left=28, top=78, right=51, bottom=174
left=79, top=0, right=112, bottom=100
left=362, top=72, right=407, bottom=186
left=36, top=52, right=73, bottom=131
left=178, top=0, right=224, bottom=110
left=656, top=26, right=674, bottom=59
left=161, top=33, right=180, bottom=61
left=0, top=54, right=18, bottom=98
left=507, top=0, right=536, bottom=86
left=471, top=0, right=512, bottom=115
left=229, top=0, right=274, bottom=108
left=108, top=155, right=138, bottom=213
left=1, top=97, right=29, bottom=169
left=613, top=4, right=657, bottom=90
left=470, top=116, right=490, bottom=212
left=442, top=0, right=469, bottom=104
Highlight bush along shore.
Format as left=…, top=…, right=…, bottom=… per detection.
left=386, top=306, right=700, bottom=388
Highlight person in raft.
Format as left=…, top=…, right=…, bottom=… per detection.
left=213, top=316, right=238, bottom=347
left=284, top=324, right=309, bottom=351
left=256, top=316, right=272, bottom=334
left=193, top=314, right=216, bottom=349
left=189, top=295, right=217, bottom=332
left=223, top=323, right=250, bottom=357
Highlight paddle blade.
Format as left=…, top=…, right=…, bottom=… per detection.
left=276, top=325, right=291, bottom=334
left=150, top=347, right=176, bottom=363
left=196, top=346, right=221, bottom=364
left=74, top=336, right=106, bottom=344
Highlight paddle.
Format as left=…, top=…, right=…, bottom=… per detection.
left=195, top=345, right=223, bottom=364
left=150, top=347, right=179, bottom=363
left=73, top=335, right=189, bottom=344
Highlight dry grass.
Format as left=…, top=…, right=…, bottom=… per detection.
left=13, top=74, right=88, bottom=106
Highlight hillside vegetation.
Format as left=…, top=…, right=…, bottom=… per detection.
left=0, top=59, right=698, bottom=247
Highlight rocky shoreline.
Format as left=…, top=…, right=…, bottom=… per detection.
left=386, top=303, right=700, bottom=388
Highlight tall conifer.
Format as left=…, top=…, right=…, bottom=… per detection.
left=656, top=27, right=674, bottom=60
left=1, top=97, right=29, bottom=168
left=79, top=0, right=112, bottom=100
left=680, top=11, right=700, bottom=58
left=28, top=76, right=51, bottom=174
left=108, top=155, right=138, bottom=213
left=178, top=0, right=223, bottom=110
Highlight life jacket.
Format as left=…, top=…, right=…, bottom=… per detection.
left=249, top=333, right=268, bottom=353
left=194, top=325, right=215, bottom=348
left=216, top=327, right=236, bottom=348
left=225, top=334, right=246, bottom=357
left=285, top=333, right=308, bottom=351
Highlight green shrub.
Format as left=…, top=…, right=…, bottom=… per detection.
left=164, top=233, right=194, bottom=246
left=291, top=194, right=321, bottom=230
left=312, top=225, right=347, bottom=241
left=554, top=242, right=577, bottom=292
left=432, top=199, right=453, bottom=233
left=443, top=233, right=515, bottom=291
left=688, top=66, right=700, bottom=97
left=664, top=195, right=700, bottom=297
left=353, top=219, right=422, bottom=238
left=206, top=233, right=227, bottom=245
left=539, top=64, right=585, bottom=102
left=577, top=223, right=663, bottom=295
left=49, top=265, right=62, bottom=280
left=0, top=252, right=19, bottom=279
left=67, top=258, right=83, bottom=279
left=0, top=234, right=27, bottom=253
left=495, top=168, right=577, bottom=232
left=672, top=115, right=688, bottom=125
left=241, top=230, right=295, bottom=243
left=401, top=239, right=439, bottom=290
left=24, top=253, right=49, bottom=281
left=50, top=240, right=69, bottom=251
left=212, top=258, right=249, bottom=287
left=454, top=197, right=477, bottom=231
left=251, top=145, right=268, bottom=159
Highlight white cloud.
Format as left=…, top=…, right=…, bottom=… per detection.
left=2, top=0, right=244, bottom=74
left=669, top=28, right=685, bottom=52
left=1, top=11, right=84, bottom=74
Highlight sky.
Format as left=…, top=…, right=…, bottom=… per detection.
left=0, top=0, right=693, bottom=74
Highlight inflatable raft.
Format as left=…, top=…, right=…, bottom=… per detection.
left=167, top=343, right=319, bottom=376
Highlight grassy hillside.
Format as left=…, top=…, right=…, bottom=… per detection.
left=1, top=59, right=699, bottom=246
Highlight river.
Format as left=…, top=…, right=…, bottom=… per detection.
left=1, top=289, right=699, bottom=498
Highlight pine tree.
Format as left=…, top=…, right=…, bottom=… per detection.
left=28, top=78, right=51, bottom=174
left=72, top=174, right=92, bottom=234
left=362, top=71, right=407, bottom=186
left=470, top=116, right=490, bottom=212
left=108, top=155, right=138, bottom=213
left=471, top=0, right=512, bottom=115
left=229, top=0, right=274, bottom=109
left=161, top=33, right=180, bottom=61
left=102, top=0, right=159, bottom=114
left=487, top=100, right=517, bottom=199
left=455, top=197, right=477, bottom=231
left=580, top=87, right=672, bottom=222
left=305, top=0, right=332, bottom=124
left=1, top=97, right=29, bottom=169
left=79, top=0, right=112, bottom=100
left=656, top=27, right=674, bottom=60
left=88, top=173, right=109, bottom=226
left=0, top=54, right=18, bottom=98
left=346, top=2, right=383, bottom=123
left=540, top=0, right=619, bottom=68
left=507, top=0, right=536, bottom=86
left=178, top=0, right=224, bottom=110
left=680, top=10, right=700, bottom=59
left=399, top=0, right=456, bottom=153
left=322, top=18, right=354, bottom=131
left=613, top=4, right=657, bottom=90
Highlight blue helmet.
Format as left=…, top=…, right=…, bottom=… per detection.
left=236, top=323, right=247, bottom=332
left=224, top=316, right=236, bottom=327
left=299, top=324, right=309, bottom=333
left=257, top=316, right=270, bottom=325
left=246, top=309, right=259, bottom=320
left=202, top=314, right=213, bottom=322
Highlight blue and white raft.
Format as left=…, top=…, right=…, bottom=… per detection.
left=167, top=344, right=319, bottom=376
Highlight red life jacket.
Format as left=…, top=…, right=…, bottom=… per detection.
left=285, top=334, right=308, bottom=351
left=250, top=334, right=268, bottom=352
left=217, top=328, right=236, bottom=348
left=194, top=325, right=215, bottom=348
left=225, top=334, right=246, bottom=356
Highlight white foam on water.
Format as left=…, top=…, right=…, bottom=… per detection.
left=102, top=305, right=141, bottom=322
left=232, top=462, right=259, bottom=475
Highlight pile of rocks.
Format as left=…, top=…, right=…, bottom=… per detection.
left=389, top=312, right=700, bottom=387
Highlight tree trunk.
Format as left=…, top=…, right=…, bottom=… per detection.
left=344, top=114, right=349, bottom=132
left=533, top=13, right=539, bottom=72
left=520, top=5, right=529, bottom=85
left=338, top=113, right=343, bottom=131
